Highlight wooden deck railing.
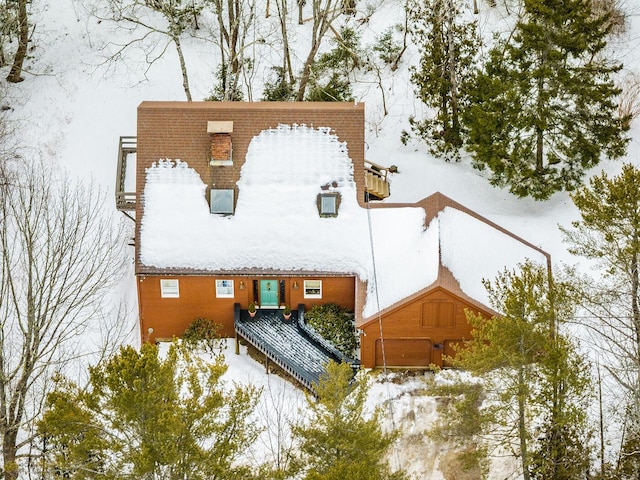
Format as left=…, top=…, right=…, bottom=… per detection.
left=365, top=159, right=389, bottom=183
left=115, top=136, right=137, bottom=212
left=364, top=159, right=391, bottom=200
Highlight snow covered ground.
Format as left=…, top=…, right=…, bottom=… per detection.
left=3, top=0, right=640, bottom=477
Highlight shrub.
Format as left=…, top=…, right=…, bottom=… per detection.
left=305, top=304, right=358, bottom=357
left=182, top=318, right=222, bottom=355
left=373, top=27, right=402, bottom=65
left=305, top=73, right=353, bottom=102
left=618, top=72, right=640, bottom=129
left=262, top=66, right=295, bottom=101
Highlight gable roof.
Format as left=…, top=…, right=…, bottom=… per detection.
left=136, top=102, right=550, bottom=320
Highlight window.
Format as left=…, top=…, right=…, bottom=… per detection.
left=318, top=192, right=339, bottom=217
left=210, top=189, right=234, bottom=215
left=215, top=279, right=234, bottom=298
left=304, top=280, right=322, bottom=299
left=160, top=279, right=179, bottom=298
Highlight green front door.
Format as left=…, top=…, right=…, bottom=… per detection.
left=259, top=279, right=279, bottom=307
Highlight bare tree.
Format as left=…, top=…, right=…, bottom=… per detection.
left=295, top=0, right=343, bottom=101
left=208, top=0, right=256, bottom=100
left=0, top=159, right=128, bottom=480
left=99, top=0, right=206, bottom=101
left=5, top=0, right=28, bottom=82
left=273, top=0, right=295, bottom=85
left=0, top=1, right=20, bottom=68
left=251, top=378, right=302, bottom=477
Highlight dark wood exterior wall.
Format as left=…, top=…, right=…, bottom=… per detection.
left=358, top=286, right=491, bottom=369
left=138, top=275, right=356, bottom=342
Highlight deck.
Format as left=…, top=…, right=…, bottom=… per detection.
left=234, top=304, right=359, bottom=393
left=364, top=159, right=391, bottom=200
left=115, top=136, right=137, bottom=213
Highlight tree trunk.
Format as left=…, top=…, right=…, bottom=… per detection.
left=6, top=0, right=28, bottom=83
left=172, top=35, right=192, bottom=101
left=632, top=250, right=639, bottom=351
left=447, top=0, right=460, bottom=145
left=295, top=0, right=338, bottom=101
left=228, top=0, right=239, bottom=74
left=275, top=0, right=295, bottom=84
left=2, top=428, right=19, bottom=480
left=518, top=361, right=530, bottom=480
left=296, top=43, right=319, bottom=101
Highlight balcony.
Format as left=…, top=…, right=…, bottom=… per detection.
left=364, top=160, right=391, bottom=200
left=115, top=136, right=137, bottom=213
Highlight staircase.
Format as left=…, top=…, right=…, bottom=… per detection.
left=364, top=160, right=391, bottom=200
left=234, top=304, right=359, bottom=394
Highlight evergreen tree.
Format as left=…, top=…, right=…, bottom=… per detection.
left=529, top=335, right=592, bottom=480
left=38, top=342, right=260, bottom=480
left=293, top=361, right=408, bottom=480
left=463, top=0, right=629, bottom=200
left=561, top=163, right=640, bottom=477
left=454, top=260, right=592, bottom=480
left=405, top=0, right=479, bottom=160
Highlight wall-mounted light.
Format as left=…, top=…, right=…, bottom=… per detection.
left=292, top=281, right=299, bottom=290
left=239, top=280, right=245, bottom=290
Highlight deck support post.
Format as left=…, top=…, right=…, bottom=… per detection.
left=265, top=353, right=269, bottom=374
left=235, top=332, right=239, bottom=355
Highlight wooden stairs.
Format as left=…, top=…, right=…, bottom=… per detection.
left=234, top=304, right=359, bottom=394
left=364, top=160, right=391, bottom=200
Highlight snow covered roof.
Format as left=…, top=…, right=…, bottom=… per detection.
left=139, top=123, right=548, bottom=317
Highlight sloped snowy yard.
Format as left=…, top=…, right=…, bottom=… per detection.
left=3, top=0, right=640, bottom=477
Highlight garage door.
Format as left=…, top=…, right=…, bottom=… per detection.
left=375, top=338, right=432, bottom=367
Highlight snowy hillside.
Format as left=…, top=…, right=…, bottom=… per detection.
left=2, top=0, right=640, bottom=478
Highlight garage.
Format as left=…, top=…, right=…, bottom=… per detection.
left=375, top=338, right=433, bottom=367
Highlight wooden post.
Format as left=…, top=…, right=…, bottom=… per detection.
left=235, top=332, right=240, bottom=355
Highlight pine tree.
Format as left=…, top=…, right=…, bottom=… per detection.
left=454, top=260, right=592, bottom=480
left=561, top=163, right=640, bottom=477
left=463, top=0, right=629, bottom=200
left=405, top=0, right=479, bottom=160
left=293, top=361, right=408, bottom=480
left=529, top=335, right=592, bottom=480
left=38, top=342, right=260, bottom=480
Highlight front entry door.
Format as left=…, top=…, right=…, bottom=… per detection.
left=259, top=279, right=279, bottom=308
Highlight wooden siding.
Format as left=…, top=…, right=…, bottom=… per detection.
left=138, top=274, right=356, bottom=342
left=359, top=286, right=490, bottom=368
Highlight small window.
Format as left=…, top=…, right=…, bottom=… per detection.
left=160, top=279, right=179, bottom=298
left=215, top=279, right=234, bottom=298
left=318, top=193, right=339, bottom=217
left=210, top=189, right=234, bottom=215
left=304, top=280, right=322, bottom=299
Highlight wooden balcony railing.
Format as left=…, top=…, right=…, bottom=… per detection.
left=364, top=159, right=391, bottom=200
left=115, top=136, right=137, bottom=212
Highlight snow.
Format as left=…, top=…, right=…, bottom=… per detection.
left=439, top=206, right=550, bottom=308
left=140, top=122, right=543, bottom=318
left=140, top=124, right=440, bottom=317
left=4, top=0, right=640, bottom=478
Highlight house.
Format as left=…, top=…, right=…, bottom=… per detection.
left=123, top=101, right=549, bottom=370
